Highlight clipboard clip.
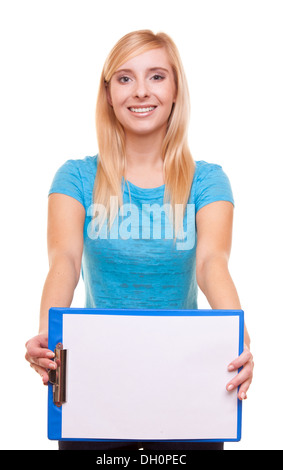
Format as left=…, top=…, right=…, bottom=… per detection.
left=48, top=343, right=67, bottom=407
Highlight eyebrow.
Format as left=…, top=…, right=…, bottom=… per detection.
left=114, top=67, right=170, bottom=75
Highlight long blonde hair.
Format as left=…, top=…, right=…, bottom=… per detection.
left=93, top=29, right=195, bottom=240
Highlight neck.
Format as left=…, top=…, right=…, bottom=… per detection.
left=124, top=130, right=165, bottom=171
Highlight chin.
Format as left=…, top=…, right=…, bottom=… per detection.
left=123, top=121, right=168, bottom=137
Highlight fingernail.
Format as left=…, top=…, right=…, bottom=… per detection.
left=47, top=352, right=55, bottom=358
left=227, top=384, right=234, bottom=391
left=49, top=362, right=56, bottom=369
left=241, top=392, right=246, bottom=400
left=228, top=364, right=235, bottom=371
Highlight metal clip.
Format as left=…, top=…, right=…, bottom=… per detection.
left=48, top=343, right=67, bottom=407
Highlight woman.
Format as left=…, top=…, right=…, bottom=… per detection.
left=25, top=30, right=253, bottom=451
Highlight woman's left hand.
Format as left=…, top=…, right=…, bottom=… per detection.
left=226, top=345, right=254, bottom=400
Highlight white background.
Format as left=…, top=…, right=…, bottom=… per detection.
left=0, top=0, right=282, bottom=450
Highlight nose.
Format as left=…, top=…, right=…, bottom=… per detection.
left=133, top=77, right=150, bottom=99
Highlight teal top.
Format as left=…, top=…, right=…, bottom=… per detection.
left=48, top=155, right=234, bottom=310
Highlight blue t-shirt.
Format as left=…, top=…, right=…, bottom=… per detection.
left=48, top=155, right=234, bottom=310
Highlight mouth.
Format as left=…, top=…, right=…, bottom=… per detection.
left=128, top=106, right=157, bottom=116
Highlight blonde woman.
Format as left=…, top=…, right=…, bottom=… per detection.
left=25, top=30, right=253, bottom=451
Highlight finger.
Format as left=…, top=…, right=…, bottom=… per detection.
left=226, top=362, right=253, bottom=392
left=30, top=363, right=49, bottom=385
left=37, top=357, right=57, bottom=370
left=227, top=347, right=253, bottom=371
left=26, top=350, right=57, bottom=370
left=26, top=345, right=55, bottom=360
left=238, top=378, right=252, bottom=400
left=25, top=347, right=56, bottom=369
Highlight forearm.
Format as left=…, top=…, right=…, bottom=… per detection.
left=197, top=256, right=250, bottom=348
left=38, top=255, right=80, bottom=335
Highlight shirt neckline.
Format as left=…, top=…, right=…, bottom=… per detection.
left=122, top=176, right=165, bottom=199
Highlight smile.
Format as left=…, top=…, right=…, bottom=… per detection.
left=128, top=106, right=157, bottom=114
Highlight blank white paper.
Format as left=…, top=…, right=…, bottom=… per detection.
left=61, top=313, right=240, bottom=440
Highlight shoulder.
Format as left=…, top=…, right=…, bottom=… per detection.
left=191, top=159, right=234, bottom=212
left=60, top=154, right=98, bottom=177
left=49, top=155, right=99, bottom=209
left=194, top=160, right=224, bottom=181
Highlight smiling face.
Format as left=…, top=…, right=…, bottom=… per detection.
left=106, top=48, right=177, bottom=139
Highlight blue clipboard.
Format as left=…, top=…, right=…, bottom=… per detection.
left=48, top=308, right=244, bottom=442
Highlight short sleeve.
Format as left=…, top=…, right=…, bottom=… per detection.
left=48, top=159, right=85, bottom=208
left=195, top=163, right=234, bottom=213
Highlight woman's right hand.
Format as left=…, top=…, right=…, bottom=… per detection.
left=25, top=333, right=57, bottom=385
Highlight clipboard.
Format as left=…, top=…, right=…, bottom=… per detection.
left=48, top=308, right=244, bottom=442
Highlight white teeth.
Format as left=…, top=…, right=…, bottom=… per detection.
left=129, top=107, right=156, bottom=113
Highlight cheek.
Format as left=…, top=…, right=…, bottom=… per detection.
left=110, top=83, right=129, bottom=102
left=111, top=97, right=130, bottom=119
left=157, top=82, right=176, bottom=106
left=111, top=97, right=131, bottom=125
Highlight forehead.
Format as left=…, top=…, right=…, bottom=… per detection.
left=116, top=47, right=172, bottom=73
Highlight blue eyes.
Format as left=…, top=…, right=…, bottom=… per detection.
left=118, top=74, right=165, bottom=84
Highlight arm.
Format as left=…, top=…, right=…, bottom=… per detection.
left=25, top=193, right=85, bottom=384
left=196, top=201, right=253, bottom=399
